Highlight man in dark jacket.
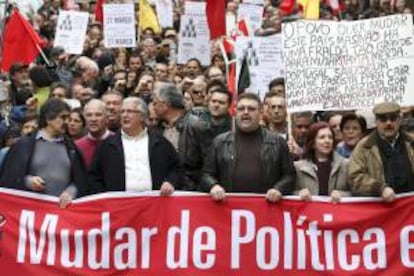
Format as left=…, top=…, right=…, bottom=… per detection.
left=0, top=99, right=88, bottom=208
left=202, top=93, right=295, bottom=202
left=153, top=84, right=209, bottom=191
left=89, top=97, right=183, bottom=194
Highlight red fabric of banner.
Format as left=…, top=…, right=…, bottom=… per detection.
left=1, top=10, right=46, bottom=72
left=206, top=0, right=226, bottom=40
left=0, top=189, right=414, bottom=275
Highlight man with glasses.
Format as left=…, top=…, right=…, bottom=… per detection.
left=202, top=93, right=295, bottom=202
left=349, top=102, right=414, bottom=202
left=89, top=97, right=183, bottom=194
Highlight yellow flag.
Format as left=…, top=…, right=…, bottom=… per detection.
left=139, top=0, right=161, bottom=33
left=299, top=0, right=320, bottom=19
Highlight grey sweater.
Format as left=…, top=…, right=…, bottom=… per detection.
left=27, top=138, right=77, bottom=197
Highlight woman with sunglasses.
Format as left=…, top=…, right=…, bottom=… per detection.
left=294, top=122, right=351, bottom=203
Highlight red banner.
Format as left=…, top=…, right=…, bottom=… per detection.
left=1, top=188, right=414, bottom=275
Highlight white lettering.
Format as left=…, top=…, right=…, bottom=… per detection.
left=166, top=210, right=189, bottom=268
left=114, top=227, right=137, bottom=269
left=193, top=226, right=216, bottom=269
left=231, top=210, right=255, bottom=269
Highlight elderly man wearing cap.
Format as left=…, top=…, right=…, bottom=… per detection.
left=349, top=102, right=414, bottom=202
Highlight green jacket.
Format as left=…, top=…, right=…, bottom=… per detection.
left=348, top=131, right=414, bottom=196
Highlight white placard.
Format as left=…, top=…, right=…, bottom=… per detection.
left=103, top=4, right=136, bottom=48
left=177, top=1, right=210, bottom=66
left=237, top=3, right=264, bottom=35
left=54, top=10, right=89, bottom=55
left=184, top=1, right=206, bottom=16
left=155, top=0, right=173, bottom=28
left=235, top=35, right=284, bottom=100
left=243, top=0, right=265, bottom=5
left=226, top=13, right=236, bottom=36
left=282, top=15, right=414, bottom=112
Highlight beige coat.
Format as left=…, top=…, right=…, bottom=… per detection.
left=294, top=152, right=351, bottom=196
left=348, top=131, right=414, bottom=196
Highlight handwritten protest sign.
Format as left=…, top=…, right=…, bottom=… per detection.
left=283, top=14, right=414, bottom=112
left=235, top=35, right=284, bottom=99
left=155, top=0, right=173, bottom=28
left=237, top=3, right=264, bottom=35
left=103, top=4, right=136, bottom=48
left=244, top=0, right=265, bottom=5
left=54, top=10, right=89, bottom=55
left=177, top=1, right=211, bottom=66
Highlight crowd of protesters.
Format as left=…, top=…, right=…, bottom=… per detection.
left=0, top=0, right=413, bottom=208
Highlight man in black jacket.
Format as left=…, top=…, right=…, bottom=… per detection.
left=0, top=99, right=88, bottom=208
left=90, top=97, right=183, bottom=194
left=202, top=93, right=295, bottom=202
left=153, top=84, right=209, bottom=191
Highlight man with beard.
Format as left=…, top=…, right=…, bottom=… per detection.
left=134, top=71, right=155, bottom=104
left=349, top=102, right=414, bottom=202
left=101, top=91, right=123, bottom=132
left=202, top=93, right=295, bottom=202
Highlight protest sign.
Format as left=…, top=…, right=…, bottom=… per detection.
left=244, top=0, right=265, bottom=5
left=103, top=4, right=136, bottom=48
left=226, top=12, right=236, bottom=36
left=237, top=3, right=264, bottom=35
left=177, top=1, right=211, bottom=66
left=1, top=188, right=414, bottom=274
left=155, top=0, right=173, bottom=28
left=283, top=14, right=414, bottom=112
left=235, top=35, right=284, bottom=99
left=54, top=10, right=89, bottom=55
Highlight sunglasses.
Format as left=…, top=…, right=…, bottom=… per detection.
left=376, top=113, right=399, bottom=122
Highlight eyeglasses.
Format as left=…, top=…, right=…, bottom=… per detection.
left=121, top=109, right=141, bottom=114
left=192, top=90, right=204, bottom=95
left=236, top=106, right=258, bottom=112
left=376, top=113, right=399, bottom=122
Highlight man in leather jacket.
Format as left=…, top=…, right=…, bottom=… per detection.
left=202, top=93, right=295, bottom=202
left=153, top=84, right=210, bottom=190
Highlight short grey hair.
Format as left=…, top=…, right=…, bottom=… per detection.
left=84, top=99, right=107, bottom=116
left=123, top=97, right=148, bottom=120
left=155, top=84, right=185, bottom=110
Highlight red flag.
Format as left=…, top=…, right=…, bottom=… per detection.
left=95, top=0, right=105, bottom=23
left=238, top=18, right=249, bottom=36
left=227, top=63, right=236, bottom=115
left=280, top=0, right=296, bottom=15
left=206, top=0, right=226, bottom=40
left=222, top=38, right=234, bottom=56
left=1, top=10, right=46, bottom=72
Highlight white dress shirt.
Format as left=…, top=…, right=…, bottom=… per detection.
left=121, top=128, right=153, bottom=192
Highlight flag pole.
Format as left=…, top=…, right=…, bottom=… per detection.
left=34, top=43, right=52, bottom=66
left=0, top=1, right=9, bottom=58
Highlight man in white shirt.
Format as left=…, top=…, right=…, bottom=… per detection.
left=89, top=97, right=183, bottom=194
